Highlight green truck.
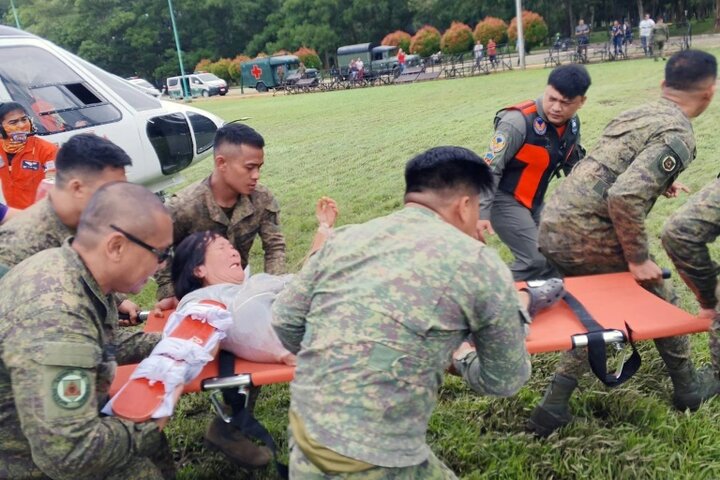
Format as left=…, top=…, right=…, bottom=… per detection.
left=241, top=55, right=317, bottom=92
left=336, top=43, right=421, bottom=78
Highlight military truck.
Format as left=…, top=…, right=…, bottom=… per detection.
left=336, top=43, right=421, bottom=78
left=241, top=55, right=317, bottom=92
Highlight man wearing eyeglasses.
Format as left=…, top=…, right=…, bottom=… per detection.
left=0, top=182, right=176, bottom=479
left=0, top=102, right=59, bottom=209
left=0, top=133, right=142, bottom=323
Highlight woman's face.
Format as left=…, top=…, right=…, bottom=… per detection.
left=194, top=236, right=246, bottom=286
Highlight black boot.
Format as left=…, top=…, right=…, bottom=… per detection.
left=527, top=374, right=578, bottom=437
left=669, top=364, right=720, bottom=411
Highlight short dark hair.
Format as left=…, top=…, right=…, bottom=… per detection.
left=55, top=134, right=132, bottom=187
left=665, top=50, right=717, bottom=91
left=0, top=102, right=28, bottom=123
left=404, top=146, right=493, bottom=196
left=548, top=64, right=592, bottom=99
left=172, top=230, right=223, bottom=299
left=213, top=123, right=265, bottom=152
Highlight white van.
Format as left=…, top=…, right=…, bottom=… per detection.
left=167, top=73, right=228, bottom=99
left=0, top=26, right=224, bottom=192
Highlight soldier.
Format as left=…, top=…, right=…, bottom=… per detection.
left=528, top=50, right=718, bottom=437
left=0, top=133, right=140, bottom=323
left=0, top=182, right=174, bottom=479
left=0, top=102, right=59, bottom=209
left=662, top=179, right=720, bottom=375
left=272, top=146, right=532, bottom=478
left=478, top=64, right=591, bottom=280
left=154, top=122, right=286, bottom=468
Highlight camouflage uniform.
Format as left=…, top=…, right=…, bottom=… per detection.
left=156, top=177, right=286, bottom=300
left=273, top=207, right=530, bottom=477
left=0, top=242, right=168, bottom=480
left=0, top=196, right=127, bottom=305
left=662, top=179, right=720, bottom=371
left=0, top=197, right=69, bottom=275
left=538, top=98, right=696, bottom=378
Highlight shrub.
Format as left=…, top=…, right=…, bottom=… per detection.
left=256, top=52, right=268, bottom=58
left=381, top=30, right=412, bottom=53
left=441, top=21, right=474, bottom=54
left=194, top=58, right=212, bottom=73
left=228, top=54, right=250, bottom=82
left=410, top=25, right=441, bottom=57
left=474, top=17, right=508, bottom=45
left=207, top=58, right=232, bottom=83
left=508, top=10, right=549, bottom=53
left=272, top=49, right=291, bottom=56
left=294, top=47, right=322, bottom=69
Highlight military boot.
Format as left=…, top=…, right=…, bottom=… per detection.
left=526, top=374, right=578, bottom=437
left=204, top=416, right=272, bottom=469
left=669, top=364, right=720, bottom=411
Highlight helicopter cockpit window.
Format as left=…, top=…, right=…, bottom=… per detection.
left=71, top=54, right=161, bottom=112
left=0, top=45, right=122, bottom=135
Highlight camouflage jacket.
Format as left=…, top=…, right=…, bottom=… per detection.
left=0, top=197, right=70, bottom=274
left=662, top=179, right=720, bottom=309
left=0, top=197, right=127, bottom=305
left=272, top=206, right=530, bottom=467
left=0, top=242, right=161, bottom=479
left=539, top=98, right=695, bottom=265
left=156, top=177, right=286, bottom=300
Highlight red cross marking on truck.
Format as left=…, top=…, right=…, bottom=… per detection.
left=251, top=65, right=263, bottom=80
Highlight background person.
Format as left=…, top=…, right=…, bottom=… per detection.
left=0, top=102, right=58, bottom=209
left=639, top=13, right=656, bottom=56
left=0, top=182, right=174, bottom=479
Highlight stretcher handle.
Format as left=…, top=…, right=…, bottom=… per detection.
left=201, top=373, right=253, bottom=391
left=202, top=374, right=253, bottom=423
left=118, top=311, right=150, bottom=323
left=571, top=329, right=625, bottom=348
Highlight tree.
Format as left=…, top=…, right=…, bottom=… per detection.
left=440, top=21, right=474, bottom=54
left=294, top=47, right=322, bottom=69
left=381, top=30, right=412, bottom=52
left=410, top=25, right=441, bottom=56
left=508, top=10, right=549, bottom=52
left=473, top=16, right=508, bottom=44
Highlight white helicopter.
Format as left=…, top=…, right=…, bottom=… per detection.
left=0, top=25, right=224, bottom=192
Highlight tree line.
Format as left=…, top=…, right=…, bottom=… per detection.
left=3, top=0, right=715, bottom=84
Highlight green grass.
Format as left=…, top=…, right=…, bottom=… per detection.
left=140, top=48, right=720, bottom=479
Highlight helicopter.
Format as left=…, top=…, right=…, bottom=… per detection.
left=0, top=25, right=224, bottom=193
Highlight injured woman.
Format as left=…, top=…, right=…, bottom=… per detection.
left=169, top=196, right=340, bottom=365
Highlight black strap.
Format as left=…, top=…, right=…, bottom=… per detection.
left=218, top=350, right=289, bottom=478
left=563, top=292, right=642, bottom=387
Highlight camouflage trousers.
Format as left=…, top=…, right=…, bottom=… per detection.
left=288, top=434, right=457, bottom=480
left=106, top=432, right=176, bottom=480
left=710, top=311, right=720, bottom=374
left=538, top=244, right=692, bottom=380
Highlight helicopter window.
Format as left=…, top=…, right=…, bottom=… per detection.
left=71, top=55, right=161, bottom=112
left=187, top=112, right=218, bottom=154
left=146, top=113, right=194, bottom=175
left=0, top=45, right=123, bottom=134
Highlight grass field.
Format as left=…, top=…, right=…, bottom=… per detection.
left=142, top=50, right=720, bottom=479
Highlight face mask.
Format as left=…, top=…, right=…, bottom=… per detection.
left=2, top=115, right=32, bottom=154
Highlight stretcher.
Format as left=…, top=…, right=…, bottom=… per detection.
left=109, top=272, right=712, bottom=410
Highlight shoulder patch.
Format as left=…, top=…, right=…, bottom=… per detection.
left=533, top=117, right=547, bottom=135
left=52, top=369, right=90, bottom=409
left=571, top=118, right=578, bottom=135
left=490, top=133, right=506, bottom=153
left=661, top=155, right=677, bottom=173
left=483, top=151, right=495, bottom=165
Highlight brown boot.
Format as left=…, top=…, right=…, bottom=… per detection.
left=204, top=417, right=272, bottom=469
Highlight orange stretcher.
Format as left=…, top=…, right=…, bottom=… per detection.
left=109, top=272, right=712, bottom=406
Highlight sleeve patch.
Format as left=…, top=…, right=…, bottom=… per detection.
left=51, top=369, right=91, bottom=409
left=490, top=132, right=507, bottom=153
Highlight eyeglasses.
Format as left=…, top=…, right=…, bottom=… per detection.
left=110, top=224, right=173, bottom=264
